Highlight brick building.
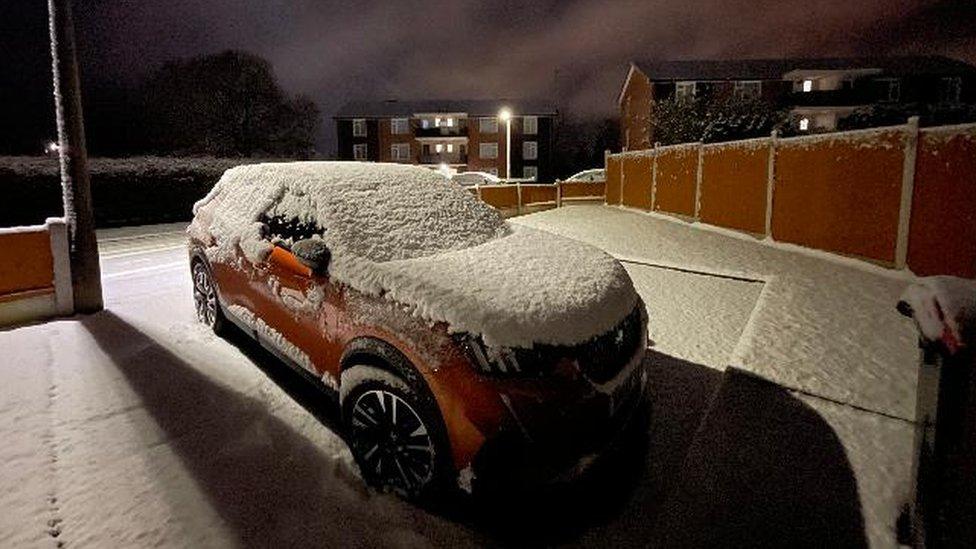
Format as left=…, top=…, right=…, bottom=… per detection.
left=618, top=56, right=976, bottom=150
left=334, top=99, right=557, bottom=182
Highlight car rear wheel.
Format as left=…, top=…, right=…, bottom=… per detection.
left=340, top=364, right=451, bottom=499
left=192, top=260, right=225, bottom=334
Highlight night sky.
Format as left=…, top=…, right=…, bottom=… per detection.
left=3, top=0, right=975, bottom=155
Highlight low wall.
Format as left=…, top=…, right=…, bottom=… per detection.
left=606, top=120, right=976, bottom=278
left=0, top=218, right=73, bottom=327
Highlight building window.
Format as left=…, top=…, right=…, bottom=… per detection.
left=734, top=81, right=762, bottom=100
left=802, top=79, right=814, bottom=93
left=435, top=144, right=444, bottom=153
left=391, top=118, right=409, bottom=134
left=879, top=79, right=901, bottom=102
left=523, top=166, right=538, bottom=181
left=391, top=143, right=410, bottom=160
left=940, top=77, right=962, bottom=104
left=353, top=143, right=368, bottom=160
left=676, top=81, right=696, bottom=101
left=352, top=119, right=367, bottom=137
left=798, top=117, right=810, bottom=131
left=523, top=141, right=537, bottom=160
left=523, top=116, right=538, bottom=134
left=479, top=142, right=498, bottom=159
left=446, top=143, right=454, bottom=153
left=479, top=117, right=498, bottom=133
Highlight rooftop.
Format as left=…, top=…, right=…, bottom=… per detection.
left=632, top=55, right=976, bottom=81
left=334, top=98, right=558, bottom=118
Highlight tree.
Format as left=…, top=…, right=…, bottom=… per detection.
left=140, top=50, right=319, bottom=157
left=650, top=96, right=787, bottom=146
left=553, top=116, right=619, bottom=179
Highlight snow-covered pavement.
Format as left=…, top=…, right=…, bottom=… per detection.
left=0, top=210, right=919, bottom=547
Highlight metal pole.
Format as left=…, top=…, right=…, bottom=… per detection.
left=505, top=118, right=511, bottom=180
left=48, top=0, right=103, bottom=313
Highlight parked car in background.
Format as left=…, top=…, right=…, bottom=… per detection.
left=451, top=171, right=501, bottom=187
left=565, top=168, right=605, bottom=182
left=188, top=162, right=648, bottom=499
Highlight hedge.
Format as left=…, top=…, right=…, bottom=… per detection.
left=0, top=156, right=257, bottom=228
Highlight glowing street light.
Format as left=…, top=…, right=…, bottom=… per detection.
left=498, top=107, right=512, bottom=180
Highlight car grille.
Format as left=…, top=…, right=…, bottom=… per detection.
left=512, top=305, right=644, bottom=383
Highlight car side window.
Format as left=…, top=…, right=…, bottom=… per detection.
left=260, top=189, right=324, bottom=249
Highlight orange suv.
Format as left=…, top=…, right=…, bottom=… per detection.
left=187, top=162, right=647, bottom=498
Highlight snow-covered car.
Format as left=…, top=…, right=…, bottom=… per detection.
left=565, top=168, right=605, bottom=182
left=187, top=162, right=647, bottom=498
left=450, top=171, right=501, bottom=186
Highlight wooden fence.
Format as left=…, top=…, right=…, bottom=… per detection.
left=606, top=120, right=976, bottom=278
left=472, top=181, right=605, bottom=218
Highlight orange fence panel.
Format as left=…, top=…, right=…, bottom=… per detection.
left=559, top=181, right=605, bottom=199
left=520, top=185, right=558, bottom=205
left=654, top=145, right=698, bottom=216
left=772, top=129, right=905, bottom=264
left=605, top=156, right=622, bottom=205
left=908, top=126, right=976, bottom=277
left=621, top=156, right=652, bottom=210
left=700, top=141, right=769, bottom=235
left=477, top=185, right=519, bottom=210
left=0, top=227, right=54, bottom=296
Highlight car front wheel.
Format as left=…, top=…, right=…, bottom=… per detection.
left=340, top=364, right=451, bottom=499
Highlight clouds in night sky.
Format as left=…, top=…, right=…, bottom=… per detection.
left=6, top=0, right=976, bottom=151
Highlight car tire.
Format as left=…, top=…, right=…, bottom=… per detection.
left=340, top=364, right=453, bottom=500
left=191, top=259, right=226, bottom=335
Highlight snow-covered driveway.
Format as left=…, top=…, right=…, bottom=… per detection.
left=1, top=209, right=917, bottom=547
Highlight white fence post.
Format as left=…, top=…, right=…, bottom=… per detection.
left=695, top=141, right=704, bottom=220
left=650, top=142, right=660, bottom=211
left=896, top=116, right=920, bottom=269
left=46, top=217, right=74, bottom=315
left=765, top=130, right=779, bottom=238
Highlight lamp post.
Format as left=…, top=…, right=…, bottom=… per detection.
left=498, top=107, right=512, bottom=180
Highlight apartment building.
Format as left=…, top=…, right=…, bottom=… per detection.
left=618, top=56, right=976, bottom=150
left=334, top=99, right=557, bottom=181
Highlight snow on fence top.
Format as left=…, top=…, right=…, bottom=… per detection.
left=193, top=161, right=638, bottom=347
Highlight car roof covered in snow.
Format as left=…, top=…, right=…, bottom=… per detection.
left=194, top=161, right=508, bottom=265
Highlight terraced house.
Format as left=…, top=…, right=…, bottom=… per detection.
left=334, top=99, right=557, bottom=182
left=618, top=55, right=976, bottom=150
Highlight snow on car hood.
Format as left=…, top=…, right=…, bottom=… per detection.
left=344, top=224, right=640, bottom=348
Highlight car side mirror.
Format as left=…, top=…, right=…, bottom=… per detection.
left=291, top=238, right=331, bottom=274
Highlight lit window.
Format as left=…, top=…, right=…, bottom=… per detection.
left=799, top=117, right=810, bottom=131
left=352, top=119, right=367, bottom=137
left=435, top=117, right=443, bottom=127
left=435, top=144, right=444, bottom=153
left=802, top=79, right=813, bottom=93
left=421, top=119, right=431, bottom=129
left=446, top=143, right=454, bottom=153
left=445, top=117, right=454, bottom=127
left=479, top=142, right=498, bottom=159
left=523, top=116, right=538, bottom=134
left=353, top=143, right=368, bottom=160
left=676, top=81, right=696, bottom=101
left=523, top=166, right=538, bottom=181
left=479, top=117, right=498, bottom=133
left=523, top=141, right=538, bottom=160
left=391, top=118, right=409, bottom=134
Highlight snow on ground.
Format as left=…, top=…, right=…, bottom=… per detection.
left=0, top=207, right=921, bottom=548
left=513, top=205, right=919, bottom=421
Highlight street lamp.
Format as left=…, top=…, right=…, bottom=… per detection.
left=498, top=107, right=512, bottom=180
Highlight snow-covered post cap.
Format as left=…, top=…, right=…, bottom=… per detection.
left=898, top=276, right=976, bottom=356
